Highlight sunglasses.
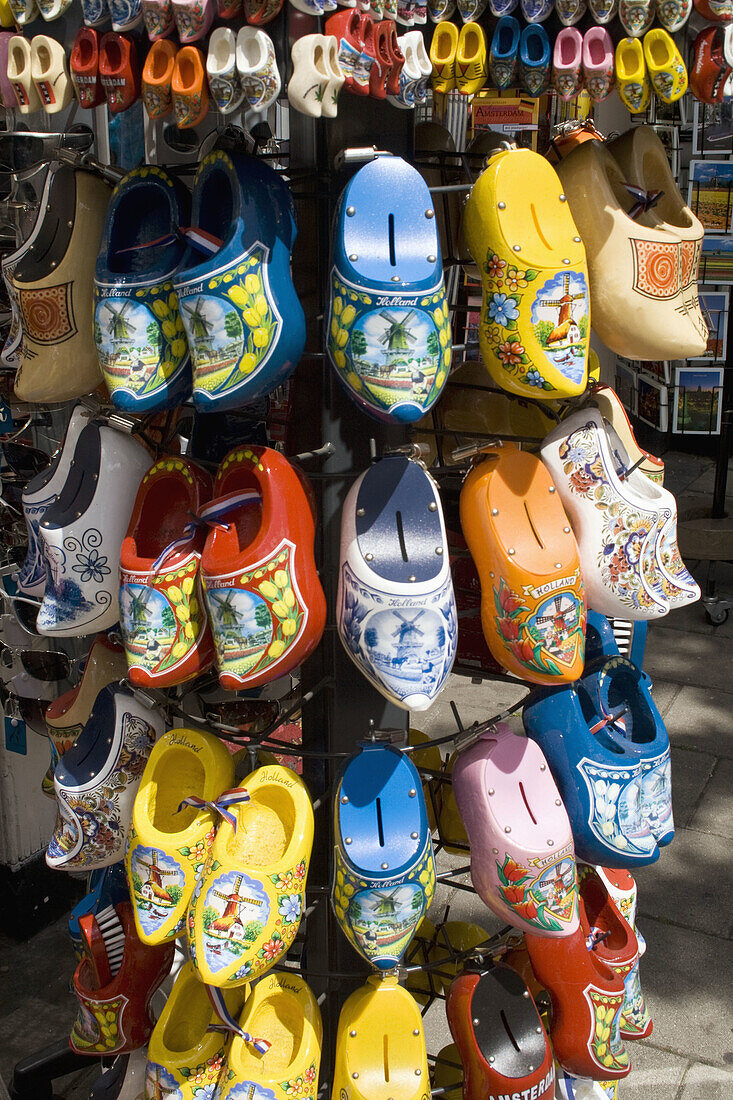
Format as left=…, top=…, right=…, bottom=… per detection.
left=0, top=591, right=41, bottom=635
left=0, top=644, right=79, bottom=682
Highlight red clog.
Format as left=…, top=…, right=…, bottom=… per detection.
left=525, top=927, right=630, bottom=1081
left=446, top=964, right=555, bottom=1100
left=690, top=26, right=732, bottom=103
left=243, top=0, right=283, bottom=23
left=216, top=0, right=242, bottom=14
left=578, top=864, right=638, bottom=982
left=326, top=9, right=369, bottom=96
left=99, top=32, right=141, bottom=113
left=693, top=0, right=732, bottom=20
left=382, top=18, right=405, bottom=96
left=201, top=445, right=326, bottom=692
left=70, top=28, right=105, bottom=109
left=369, top=18, right=392, bottom=98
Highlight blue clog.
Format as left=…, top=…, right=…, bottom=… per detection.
left=95, top=166, right=192, bottom=413
left=518, top=24, right=550, bottom=96
left=332, top=742, right=436, bottom=970
left=489, top=16, right=520, bottom=88
left=326, top=155, right=452, bottom=424
left=585, top=611, right=649, bottom=676
left=172, top=149, right=305, bottom=413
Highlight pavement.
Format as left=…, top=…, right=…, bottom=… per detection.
left=0, top=452, right=731, bottom=1100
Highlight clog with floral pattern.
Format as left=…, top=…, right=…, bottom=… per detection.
left=142, top=0, right=175, bottom=39
left=172, top=0, right=214, bottom=43
left=172, top=45, right=209, bottom=128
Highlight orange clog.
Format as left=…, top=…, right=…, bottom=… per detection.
left=142, top=38, right=176, bottom=118
left=172, top=45, right=208, bottom=129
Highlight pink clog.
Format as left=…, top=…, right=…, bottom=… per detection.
left=582, top=26, right=614, bottom=101
left=553, top=26, right=583, bottom=99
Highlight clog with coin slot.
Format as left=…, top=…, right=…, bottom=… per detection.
left=459, top=443, right=586, bottom=684
left=187, top=764, right=314, bottom=987
left=43, top=633, right=128, bottom=798
left=446, top=963, right=555, bottom=1100
left=217, top=973, right=322, bottom=1100
left=143, top=960, right=247, bottom=1098
left=455, top=22, right=487, bottom=94
left=642, top=28, right=687, bottom=103
left=337, top=453, right=456, bottom=710
left=614, top=36, right=650, bottom=113
left=70, top=28, right=105, bottom=109
left=592, top=385, right=664, bottom=485
left=690, top=26, right=733, bottom=103
left=430, top=18, right=458, bottom=92
left=326, top=155, right=451, bottom=423
left=462, top=147, right=589, bottom=399
left=332, top=742, right=436, bottom=971
left=120, top=458, right=215, bottom=687
left=125, top=727, right=235, bottom=944
left=333, top=974, right=429, bottom=1100
left=142, top=38, right=177, bottom=118
left=95, top=166, right=192, bottom=411
left=453, top=724, right=580, bottom=937
left=201, top=446, right=325, bottom=692
left=594, top=866, right=652, bottom=1040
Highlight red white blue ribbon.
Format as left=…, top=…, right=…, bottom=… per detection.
left=151, top=490, right=261, bottom=573
left=205, top=984, right=272, bottom=1053
left=177, top=787, right=250, bottom=833
left=624, top=183, right=664, bottom=221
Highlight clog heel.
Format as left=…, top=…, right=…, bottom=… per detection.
left=126, top=727, right=235, bottom=944
left=459, top=443, right=586, bottom=683
left=333, top=974, right=429, bottom=1100
left=188, top=764, right=314, bottom=986
left=219, top=973, right=322, bottom=1100
left=462, top=147, right=589, bottom=399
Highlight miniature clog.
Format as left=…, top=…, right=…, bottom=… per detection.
left=0, top=32, right=15, bottom=106
left=553, top=27, right=583, bottom=100
left=643, top=28, right=687, bottom=103
left=446, top=964, right=555, bottom=1100
left=236, top=27, right=281, bottom=113
left=333, top=974, right=429, bottom=1100
left=207, top=28, right=244, bottom=114
left=556, top=0, right=584, bottom=22
left=615, top=37, right=651, bottom=113
left=172, top=45, right=209, bottom=128
left=201, top=446, right=325, bottom=691
left=71, top=902, right=174, bottom=1055
left=578, top=865, right=639, bottom=994
left=31, top=35, right=73, bottom=112
left=381, top=19, right=404, bottom=95
left=488, top=0, right=517, bottom=10
left=583, top=27, right=614, bottom=101
left=187, top=764, right=314, bottom=986
left=99, top=32, right=141, bottom=114
left=126, top=727, right=235, bottom=943
left=288, top=33, right=332, bottom=115
left=455, top=22, right=487, bottom=94
left=463, top=147, right=588, bottom=399
left=459, top=444, right=586, bottom=684
left=326, top=156, right=451, bottom=422
left=326, top=9, right=367, bottom=95
left=525, top=926, right=630, bottom=1081
left=81, top=0, right=110, bottom=25
left=453, top=724, right=580, bottom=936
left=142, top=38, right=176, bottom=118
left=71, top=28, right=105, bottom=109
left=490, top=16, right=520, bottom=89
left=594, top=867, right=652, bottom=1040
left=521, top=0, right=553, bottom=19
left=690, top=26, right=733, bottom=103
left=332, top=742, right=436, bottom=970
left=592, top=386, right=664, bottom=485
left=219, top=973, right=322, bottom=1100
left=588, top=0, right=616, bottom=18
left=172, top=150, right=305, bottom=411
left=95, top=166, right=192, bottom=411
left=657, top=0, right=691, bottom=30
left=47, top=684, right=164, bottom=871
left=7, top=36, right=42, bottom=114
left=120, top=458, right=215, bottom=686
left=430, top=19, right=458, bottom=93
left=217, top=0, right=243, bottom=15
left=43, top=633, right=128, bottom=797
left=109, top=0, right=143, bottom=31
left=172, top=0, right=214, bottom=43
left=694, top=0, right=732, bottom=19
left=337, top=454, right=456, bottom=710
left=142, top=0, right=175, bottom=39
left=367, top=19, right=392, bottom=100
left=7, top=0, right=38, bottom=26
left=244, top=0, right=283, bottom=22
left=389, top=30, right=431, bottom=106
left=619, top=0, right=653, bottom=34
left=518, top=24, right=550, bottom=96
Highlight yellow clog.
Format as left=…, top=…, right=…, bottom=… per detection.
left=462, top=147, right=589, bottom=400
left=455, top=22, right=487, bottom=95
left=144, top=960, right=247, bottom=1099
left=0, top=0, right=15, bottom=25
left=126, top=727, right=235, bottom=945
left=615, top=37, right=651, bottom=113
left=433, top=1045, right=462, bottom=1100
left=430, top=20, right=458, bottom=93
left=219, top=973, right=323, bottom=1100
left=187, top=764, right=314, bottom=987
left=332, top=974, right=428, bottom=1100
left=643, top=29, right=687, bottom=103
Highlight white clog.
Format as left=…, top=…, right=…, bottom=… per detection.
left=31, top=35, right=73, bottom=114
left=288, top=33, right=331, bottom=117
left=7, top=36, right=42, bottom=113
left=7, top=0, right=39, bottom=26
left=207, top=27, right=244, bottom=114
left=236, top=26, right=281, bottom=113
left=321, top=34, right=344, bottom=118
left=37, top=0, right=73, bottom=19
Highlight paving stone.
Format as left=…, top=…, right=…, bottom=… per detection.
left=688, top=759, right=733, bottom=839
left=643, top=629, right=731, bottom=691
left=670, top=747, right=717, bottom=829
left=663, top=687, right=733, bottom=759
left=651, top=679, right=683, bottom=720
left=0, top=996, right=78, bottom=1083
left=419, top=674, right=526, bottom=741
left=677, top=1062, right=733, bottom=1099
left=659, top=452, right=714, bottom=496
left=636, top=828, right=731, bottom=937
left=616, top=1043, right=688, bottom=1100
left=651, top=603, right=713, bottom=636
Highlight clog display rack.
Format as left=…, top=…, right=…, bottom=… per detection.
left=0, top=0, right=726, bottom=1098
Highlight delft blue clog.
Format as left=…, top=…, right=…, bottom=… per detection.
left=332, top=742, right=436, bottom=971
left=337, top=454, right=457, bottom=710
left=326, top=155, right=451, bottom=424
left=520, top=0, right=553, bottom=19
left=172, top=149, right=305, bottom=413
left=68, top=863, right=129, bottom=960
left=518, top=24, right=550, bottom=96
left=95, top=166, right=192, bottom=413
left=489, top=16, right=520, bottom=88
left=585, top=611, right=649, bottom=678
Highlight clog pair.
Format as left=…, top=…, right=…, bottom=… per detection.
left=73, top=29, right=141, bottom=113
left=81, top=0, right=143, bottom=30
left=388, top=30, right=432, bottom=107
left=8, top=0, right=72, bottom=23
left=620, top=0, right=691, bottom=34
left=288, top=34, right=344, bottom=118
left=523, top=655, right=673, bottom=867
left=553, top=27, right=615, bottom=102
left=616, top=30, right=687, bottom=111
left=326, top=10, right=404, bottom=100
left=556, top=129, right=707, bottom=361
left=142, top=40, right=208, bottom=126
left=430, top=21, right=487, bottom=95
left=337, top=453, right=456, bottom=710
left=541, top=408, right=699, bottom=619
left=327, top=155, right=451, bottom=423
left=690, top=25, right=733, bottom=104
left=7, top=35, right=73, bottom=114
left=207, top=26, right=280, bottom=114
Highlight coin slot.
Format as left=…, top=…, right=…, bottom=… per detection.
left=530, top=202, right=553, bottom=251
left=396, top=510, right=409, bottom=562
left=376, top=797, right=385, bottom=847
left=388, top=213, right=396, bottom=267
left=519, top=781, right=538, bottom=825
left=524, top=502, right=545, bottom=550
left=383, top=1034, right=390, bottom=1081
left=500, top=1009, right=521, bottom=1053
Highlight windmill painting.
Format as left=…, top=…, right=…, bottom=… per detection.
left=529, top=857, right=578, bottom=924
left=530, top=272, right=588, bottom=383
left=348, top=884, right=424, bottom=962
left=94, top=297, right=163, bottom=387
left=349, top=307, right=441, bottom=410
left=359, top=606, right=449, bottom=699
left=144, top=1061, right=183, bottom=1100
left=207, top=587, right=273, bottom=678
left=120, top=583, right=177, bottom=668
left=130, top=845, right=184, bottom=937
left=201, top=870, right=270, bottom=973
left=528, top=592, right=583, bottom=667
left=177, top=293, right=245, bottom=379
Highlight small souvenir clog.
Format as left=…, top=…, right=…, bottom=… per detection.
left=126, top=729, right=234, bottom=944
left=236, top=27, right=281, bottom=113
left=95, top=166, right=192, bottom=411
left=657, top=0, right=691, bottom=30
left=455, top=22, right=487, bottom=94
left=142, top=0, right=175, bottom=39
left=99, top=32, right=141, bottom=114
left=47, top=684, right=165, bottom=871
left=325, top=9, right=367, bottom=95
left=172, top=45, right=209, bottom=128
left=518, top=24, right=550, bottom=97
left=592, top=385, right=664, bottom=485
left=288, top=33, right=332, bottom=116
left=31, top=34, right=73, bottom=112
left=326, top=155, right=451, bottom=423
left=525, top=927, right=630, bottom=1081
left=142, top=39, right=176, bottom=118
left=643, top=28, right=687, bottom=103
left=489, top=15, right=520, bottom=89
left=459, top=444, right=586, bottom=684
left=7, top=36, right=42, bottom=117
left=43, top=632, right=128, bottom=797
left=201, top=446, right=325, bottom=691
left=219, top=974, right=322, bottom=1100
left=588, top=0, right=616, bottom=17
left=109, top=0, right=143, bottom=31
left=81, top=0, right=109, bottom=25
left=556, top=0, right=585, bottom=22
left=462, top=147, right=589, bottom=399
left=36, top=422, right=151, bottom=637
left=582, top=27, right=614, bottom=102
left=615, top=37, right=651, bottom=114
left=594, top=867, right=652, bottom=1040
left=144, top=960, right=246, bottom=1098
left=553, top=27, right=583, bottom=100
left=694, top=0, right=733, bottom=18
left=577, top=865, right=639, bottom=1000
left=453, top=724, right=580, bottom=937
left=207, top=27, right=243, bottom=114
left=332, top=742, right=436, bottom=970
left=187, top=764, right=314, bottom=986
left=172, top=0, right=214, bottom=43
left=245, top=0, right=283, bottom=21
left=172, top=150, right=305, bottom=411
left=446, top=964, right=555, bottom=1100
left=70, top=901, right=174, bottom=1055
left=333, top=974, right=429, bottom=1100
left=690, top=26, right=733, bottom=104
left=337, top=454, right=456, bottom=710
left=521, top=0, right=552, bottom=18
left=7, top=0, right=37, bottom=26
left=619, top=0, right=653, bottom=34
left=71, top=28, right=105, bottom=109
left=430, top=19, right=458, bottom=93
